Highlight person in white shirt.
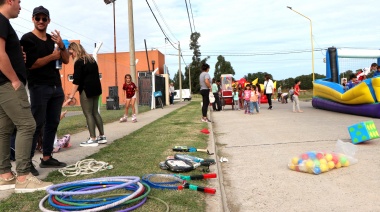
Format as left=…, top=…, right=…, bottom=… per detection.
left=169, top=82, right=175, bottom=105
left=263, top=74, right=274, bottom=110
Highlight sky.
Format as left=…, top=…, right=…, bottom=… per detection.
left=10, top=0, right=380, bottom=81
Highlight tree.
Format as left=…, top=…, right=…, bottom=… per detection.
left=172, top=70, right=184, bottom=90
left=245, top=72, right=271, bottom=84
left=214, top=55, right=235, bottom=80
left=183, top=32, right=209, bottom=93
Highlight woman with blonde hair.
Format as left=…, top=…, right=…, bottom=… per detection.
left=65, top=42, right=107, bottom=147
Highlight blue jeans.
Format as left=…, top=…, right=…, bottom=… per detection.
left=250, top=101, right=259, bottom=113
left=29, top=85, right=64, bottom=158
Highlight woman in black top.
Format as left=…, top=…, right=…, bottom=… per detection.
left=65, top=42, right=107, bottom=147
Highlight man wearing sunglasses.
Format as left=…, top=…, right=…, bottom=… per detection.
left=0, top=0, right=53, bottom=193
left=20, top=6, right=69, bottom=176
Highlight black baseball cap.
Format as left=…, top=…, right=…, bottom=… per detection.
left=32, top=6, right=49, bottom=17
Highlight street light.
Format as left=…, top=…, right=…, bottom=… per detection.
left=104, top=0, right=118, bottom=86
left=287, top=6, right=315, bottom=81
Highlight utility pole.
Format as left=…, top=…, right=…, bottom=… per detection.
left=179, top=42, right=182, bottom=102
left=188, top=65, right=191, bottom=94
left=128, top=0, right=138, bottom=113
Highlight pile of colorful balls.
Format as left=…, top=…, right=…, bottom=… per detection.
left=288, top=151, right=356, bottom=175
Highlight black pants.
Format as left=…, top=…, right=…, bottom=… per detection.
left=29, top=85, right=64, bottom=158
left=212, top=92, right=221, bottom=111
left=266, top=94, right=272, bottom=108
left=200, top=89, right=210, bottom=117
left=169, top=93, right=174, bottom=104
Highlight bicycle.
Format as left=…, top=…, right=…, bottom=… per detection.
left=65, top=94, right=77, bottom=106
left=153, top=91, right=164, bottom=109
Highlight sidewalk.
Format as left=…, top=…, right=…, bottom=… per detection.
left=211, top=100, right=380, bottom=211
left=0, top=102, right=189, bottom=201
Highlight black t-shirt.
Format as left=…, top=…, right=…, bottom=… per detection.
left=0, top=13, right=27, bottom=85
left=73, top=59, right=102, bottom=98
left=20, top=32, right=61, bottom=86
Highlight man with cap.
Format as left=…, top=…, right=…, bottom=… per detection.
left=20, top=5, right=69, bottom=176
left=0, top=0, right=53, bottom=193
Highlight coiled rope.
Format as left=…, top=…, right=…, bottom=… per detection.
left=58, top=159, right=113, bottom=177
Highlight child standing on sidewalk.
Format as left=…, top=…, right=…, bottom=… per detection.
left=250, top=85, right=260, bottom=114
left=120, top=74, right=138, bottom=122
left=243, top=84, right=251, bottom=114
left=233, top=88, right=239, bottom=110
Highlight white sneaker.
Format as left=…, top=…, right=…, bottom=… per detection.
left=132, top=114, right=137, bottom=123
left=80, top=138, right=99, bottom=147
left=120, top=116, right=127, bottom=122
left=97, top=135, right=107, bottom=144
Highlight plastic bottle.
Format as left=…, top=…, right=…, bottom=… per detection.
left=54, top=44, right=62, bottom=69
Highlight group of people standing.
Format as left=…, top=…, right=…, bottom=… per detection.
left=0, top=3, right=107, bottom=193
left=199, top=65, right=307, bottom=120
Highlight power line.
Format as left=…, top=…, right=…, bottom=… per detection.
left=152, top=0, right=178, bottom=42
left=188, top=0, right=196, bottom=32
left=145, top=0, right=178, bottom=50
left=166, top=48, right=326, bottom=57
left=184, top=0, right=193, bottom=34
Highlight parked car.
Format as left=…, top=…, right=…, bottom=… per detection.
left=173, top=89, right=192, bottom=101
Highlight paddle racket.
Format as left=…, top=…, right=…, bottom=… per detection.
left=172, top=146, right=213, bottom=155
left=174, top=154, right=216, bottom=166
left=141, top=173, right=217, bottom=194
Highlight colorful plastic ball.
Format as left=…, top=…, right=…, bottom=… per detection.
left=327, top=161, right=335, bottom=169
left=301, top=153, right=309, bottom=160
left=332, top=154, right=339, bottom=164
left=320, top=163, right=328, bottom=172
left=316, top=153, right=324, bottom=160
left=339, top=156, right=347, bottom=165
left=289, top=164, right=296, bottom=170
left=313, top=167, right=321, bottom=175
left=295, top=165, right=300, bottom=172
left=291, top=157, right=299, bottom=165
left=305, top=160, right=314, bottom=169
left=299, top=164, right=308, bottom=172
left=297, top=159, right=303, bottom=165
left=319, top=159, right=327, bottom=165
left=335, top=162, right=342, bottom=169
left=313, top=159, right=320, bottom=167
left=342, top=160, right=350, bottom=167
left=325, top=153, right=333, bottom=162
left=307, top=152, right=316, bottom=160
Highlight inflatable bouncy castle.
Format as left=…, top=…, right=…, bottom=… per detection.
left=312, top=47, right=380, bottom=118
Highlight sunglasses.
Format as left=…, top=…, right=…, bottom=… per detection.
left=34, top=17, right=48, bottom=22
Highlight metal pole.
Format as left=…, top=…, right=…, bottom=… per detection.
left=179, top=42, right=182, bottom=102
left=287, top=6, right=315, bottom=82
left=188, top=65, right=191, bottom=93
left=128, top=0, right=138, bottom=113
left=113, top=2, right=118, bottom=86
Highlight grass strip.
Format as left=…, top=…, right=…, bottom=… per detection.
left=0, top=101, right=212, bottom=212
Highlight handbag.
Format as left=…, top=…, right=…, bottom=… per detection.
left=209, top=92, right=215, bottom=103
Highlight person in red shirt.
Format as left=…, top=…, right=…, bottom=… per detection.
left=293, top=79, right=305, bottom=113
left=120, top=74, right=138, bottom=123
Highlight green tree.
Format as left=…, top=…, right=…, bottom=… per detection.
left=245, top=72, right=271, bottom=84
left=172, top=70, right=184, bottom=90
left=183, top=32, right=209, bottom=93
left=293, top=73, right=325, bottom=90
left=214, top=55, right=235, bottom=80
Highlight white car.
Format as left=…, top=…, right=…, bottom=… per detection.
left=173, top=89, right=192, bottom=101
